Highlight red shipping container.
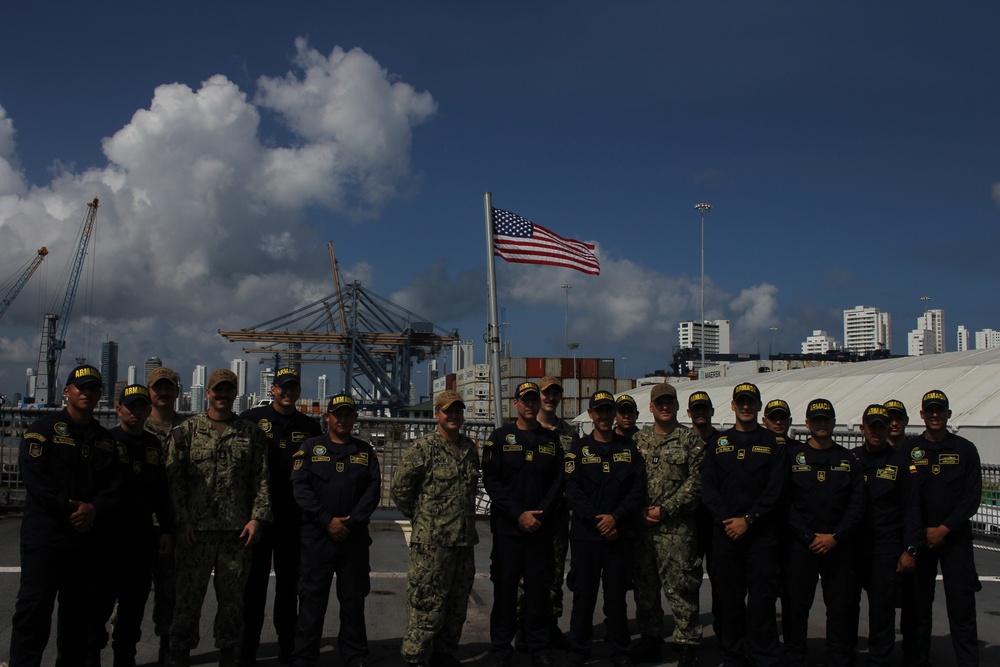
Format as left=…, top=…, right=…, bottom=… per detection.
left=526, top=357, right=546, bottom=377
left=561, top=358, right=578, bottom=379
left=580, top=358, right=599, bottom=378
left=446, top=373, right=457, bottom=390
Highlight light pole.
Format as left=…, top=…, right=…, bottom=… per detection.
left=769, top=327, right=778, bottom=371
left=695, top=203, right=712, bottom=371
left=562, top=283, right=572, bottom=355
left=568, top=343, right=580, bottom=379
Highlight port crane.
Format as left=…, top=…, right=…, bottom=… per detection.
left=28, top=198, right=100, bottom=406
left=219, top=242, right=459, bottom=415
left=0, top=246, right=48, bottom=321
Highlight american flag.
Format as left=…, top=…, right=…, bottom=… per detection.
left=491, top=208, right=600, bottom=275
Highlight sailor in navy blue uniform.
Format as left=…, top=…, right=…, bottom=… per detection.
left=482, top=381, right=564, bottom=667
left=847, top=404, right=920, bottom=667
left=782, top=399, right=865, bottom=667
left=10, top=364, right=121, bottom=667
left=87, top=384, right=175, bottom=667
left=700, top=384, right=788, bottom=667
left=563, top=391, right=646, bottom=667
left=290, top=393, right=381, bottom=667
left=906, top=390, right=982, bottom=667
left=240, top=367, right=323, bottom=664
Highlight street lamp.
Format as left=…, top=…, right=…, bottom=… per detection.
left=695, top=203, right=712, bottom=371
left=562, top=284, right=572, bottom=355
left=568, top=343, right=580, bottom=378
left=769, top=327, right=778, bottom=371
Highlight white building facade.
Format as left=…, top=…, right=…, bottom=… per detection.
left=843, top=305, right=891, bottom=354
left=678, top=320, right=731, bottom=355
left=957, top=325, right=970, bottom=352
left=801, top=330, right=843, bottom=354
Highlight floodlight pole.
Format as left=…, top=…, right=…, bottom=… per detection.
left=695, top=203, right=712, bottom=372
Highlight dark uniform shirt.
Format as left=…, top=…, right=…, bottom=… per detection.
left=850, top=443, right=921, bottom=553
left=110, top=425, right=174, bottom=536
left=291, top=434, right=382, bottom=539
left=904, top=433, right=982, bottom=536
left=786, top=441, right=865, bottom=545
left=701, top=426, right=788, bottom=534
left=19, top=410, right=121, bottom=547
left=241, top=404, right=322, bottom=518
left=481, top=423, right=565, bottom=536
left=563, top=433, right=646, bottom=541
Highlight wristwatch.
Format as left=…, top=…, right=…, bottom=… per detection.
left=907, top=546, right=919, bottom=557
left=743, top=513, right=755, bottom=526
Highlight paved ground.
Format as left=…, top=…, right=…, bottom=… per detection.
left=1, top=510, right=998, bottom=666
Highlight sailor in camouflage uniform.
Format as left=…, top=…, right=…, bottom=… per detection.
left=143, top=366, right=186, bottom=664
left=10, top=365, right=121, bottom=667
left=166, top=369, right=271, bottom=667
left=630, top=383, right=705, bottom=667
left=291, top=393, right=381, bottom=667
left=390, top=390, right=481, bottom=667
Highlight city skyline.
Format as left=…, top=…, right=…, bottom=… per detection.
left=2, top=5, right=999, bottom=397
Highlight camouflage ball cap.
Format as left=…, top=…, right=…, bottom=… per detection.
left=208, top=368, right=238, bottom=390
left=435, top=390, right=465, bottom=411
left=147, top=366, right=179, bottom=387
left=539, top=376, right=563, bottom=392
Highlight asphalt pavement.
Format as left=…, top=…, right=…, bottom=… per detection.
left=1, top=510, right=998, bottom=666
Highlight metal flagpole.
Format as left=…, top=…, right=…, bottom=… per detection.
left=484, top=192, right=504, bottom=427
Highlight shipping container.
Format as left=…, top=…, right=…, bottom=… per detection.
left=500, top=357, right=526, bottom=378
left=560, top=398, right=583, bottom=420
left=580, top=378, right=599, bottom=397
left=471, top=363, right=490, bottom=380
left=598, top=378, right=615, bottom=392
left=526, top=357, right=546, bottom=377
left=446, top=373, right=457, bottom=391
left=580, top=358, right=599, bottom=378
left=561, top=358, right=578, bottom=379
left=562, top=378, right=581, bottom=399
left=465, top=400, right=490, bottom=419
left=598, top=358, right=616, bottom=379
left=614, top=378, right=636, bottom=393
left=432, top=376, right=448, bottom=393
left=544, top=358, right=562, bottom=377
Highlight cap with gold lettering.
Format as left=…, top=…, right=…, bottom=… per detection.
left=435, top=390, right=465, bottom=411
left=616, top=394, right=638, bottom=412
left=806, top=398, right=836, bottom=420
left=733, top=383, right=761, bottom=401
left=208, top=369, right=238, bottom=390
left=884, top=399, right=907, bottom=415
left=764, top=399, right=790, bottom=417
left=688, top=391, right=713, bottom=408
left=119, top=384, right=152, bottom=407
left=273, top=367, right=301, bottom=387
left=327, top=393, right=357, bottom=413
left=147, top=366, right=179, bottom=388
left=589, top=390, right=616, bottom=410
left=515, top=381, right=541, bottom=399
left=539, top=376, right=563, bottom=392
left=862, top=404, right=889, bottom=426
left=922, top=390, right=949, bottom=409
left=67, top=364, right=103, bottom=388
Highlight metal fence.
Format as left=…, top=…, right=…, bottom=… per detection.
left=3, top=407, right=998, bottom=540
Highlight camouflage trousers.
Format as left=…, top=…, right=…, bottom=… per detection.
left=632, top=528, right=703, bottom=645
left=401, top=543, right=475, bottom=663
left=170, top=531, right=252, bottom=651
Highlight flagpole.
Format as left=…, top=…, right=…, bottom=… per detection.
left=484, top=192, right=504, bottom=427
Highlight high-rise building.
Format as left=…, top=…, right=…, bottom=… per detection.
left=190, top=386, right=205, bottom=413
left=975, top=329, right=1000, bottom=350
left=678, top=320, right=731, bottom=354
left=192, top=365, right=208, bottom=389
left=144, top=357, right=163, bottom=384
left=452, top=340, right=475, bottom=372
left=907, top=329, right=934, bottom=356
left=318, top=374, right=328, bottom=401
left=957, top=325, right=970, bottom=352
left=230, top=358, right=249, bottom=411
left=801, top=330, right=842, bottom=354
left=912, top=308, right=945, bottom=354
left=100, top=341, right=118, bottom=405
left=127, top=365, right=137, bottom=384
left=843, top=306, right=891, bottom=354
left=259, top=367, right=275, bottom=401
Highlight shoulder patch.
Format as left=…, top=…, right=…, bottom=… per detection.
left=24, top=432, right=46, bottom=442
left=54, top=422, right=70, bottom=436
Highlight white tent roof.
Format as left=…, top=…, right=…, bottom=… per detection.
left=573, top=348, right=1000, bottom=463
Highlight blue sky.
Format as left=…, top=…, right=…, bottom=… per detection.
left=1, top=2, right=999, bottom=399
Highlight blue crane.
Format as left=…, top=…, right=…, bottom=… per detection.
left=0, top=246, right=48, bottom=321
left=29, top=198, right=100, bottom=406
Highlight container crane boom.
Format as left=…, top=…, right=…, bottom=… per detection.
left=30, top=198, right=100, bottom=406
left=0, top=247, right=48, bottom=320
